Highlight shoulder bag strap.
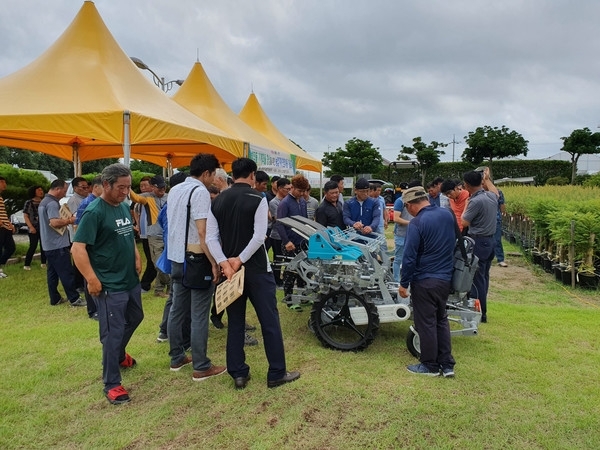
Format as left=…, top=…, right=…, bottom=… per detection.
left=454, top=217, right=469, bottom=263
left=183, top=185, right=200, bottom=251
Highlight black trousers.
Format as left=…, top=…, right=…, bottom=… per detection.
left=282, top=246, right=306, bottom=296
left=270, top=238, right=284, bottom=286
left=24, top=231, right=46, bottom=266
left=139, top=238, right=157, bottom=291
left=226, top=272, right=287, bottom=381
left=469, top=236, right=495, bottom=316
left=0, top=227, right=15, bottom=266
left=210, top=294, right=225, bottom=322
left=410, top=278, right=455, bottom=371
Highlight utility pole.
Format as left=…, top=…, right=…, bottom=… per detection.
left=451, top=134, right=461, bottom=162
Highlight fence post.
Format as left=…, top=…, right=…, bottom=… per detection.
left=570, top=220, right=576, bottom=289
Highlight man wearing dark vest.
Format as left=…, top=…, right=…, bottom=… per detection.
left=207, top=158, right=300, bottom=390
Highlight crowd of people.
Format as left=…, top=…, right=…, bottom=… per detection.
left=0, top=162, right=508, bottom=402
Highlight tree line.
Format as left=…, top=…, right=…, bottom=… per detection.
left=322, top=126, right=600, bottom=185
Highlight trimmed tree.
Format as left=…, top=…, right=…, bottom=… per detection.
left=462, top=125, right=529, bottom=165
left=560, top=127, right=600, bottom=184
left=399, top=137, right=447, bottom=185
left=322, top=138, right=383, bottom=177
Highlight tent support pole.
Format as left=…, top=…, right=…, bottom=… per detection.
left=166, top=157, right=173, bottom=178
left=319, top=171, right=323, bottom=199
left=123, top=110, right=131, bottom=167
left=72, top=143, right=81, bottom=177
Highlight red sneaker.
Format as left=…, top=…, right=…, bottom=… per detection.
left=105, top=385, right=130, bottom=405
left=119, top=353, right=137, bottom=369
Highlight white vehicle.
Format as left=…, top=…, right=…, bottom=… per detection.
left=10, top=210, right=28, bottom=234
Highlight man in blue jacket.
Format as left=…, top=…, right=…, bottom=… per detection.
left=274, top=174, right=309, bottom=308
left=399, top=186, right=456, bottom=378
left=342, top=178, right=381, bottom=239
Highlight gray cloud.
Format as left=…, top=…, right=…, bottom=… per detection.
left=2, top=0, right=599, bottom=164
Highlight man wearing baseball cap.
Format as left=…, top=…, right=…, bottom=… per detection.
left=342, top=178, right=381, bottom=238
left=398, top=186, right=456, bottom=378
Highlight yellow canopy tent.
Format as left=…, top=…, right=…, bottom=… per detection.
left=0, top=1, right=244, bottom=174
left=172, top=62, right=295, bottom=175
left=239, top=93, right=322, bottom=173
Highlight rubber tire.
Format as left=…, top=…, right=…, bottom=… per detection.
left=309, top=288, right=379, bottom=352
left=406, top=328, right=421, bottom=358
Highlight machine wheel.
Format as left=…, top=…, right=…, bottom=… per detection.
left=406, top=328, right=421, bottom=358
left=309, top=288, right=379, bottom=351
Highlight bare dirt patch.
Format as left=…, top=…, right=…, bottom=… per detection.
left=489, top=253, right=538, bottom=292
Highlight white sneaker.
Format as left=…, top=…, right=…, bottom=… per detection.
left=0, top=270, right=7, bottom=278
left=23, top=266, right=31, bottom=271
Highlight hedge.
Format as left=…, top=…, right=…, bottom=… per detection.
left=374, top=160, right=572, bottom=186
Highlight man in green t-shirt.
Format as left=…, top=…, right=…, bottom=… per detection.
left=72, top=163, right=143, bottom=405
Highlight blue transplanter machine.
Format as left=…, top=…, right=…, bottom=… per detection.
left=276, top=216, right=482, bottom=354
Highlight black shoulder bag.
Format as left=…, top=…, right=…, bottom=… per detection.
left=182, top=186, right=213, bottom=289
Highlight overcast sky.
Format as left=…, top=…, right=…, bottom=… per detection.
left=1, top=0, right=599, bottom=164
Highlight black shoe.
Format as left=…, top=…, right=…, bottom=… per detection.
left=89, top=312, right=99, bottom=321
left=244, top=333, right=258, bottom=346
left=481, top=314, right=487, bottom=323
left=245, top=322, right=256, bottom=331
left=234, top=374, right=251, bottom=390
left=70, top=297, right=87, bottom=307
left=267, top=371, right=300, bottom=388
left=211, top=316, right=225, bottom=329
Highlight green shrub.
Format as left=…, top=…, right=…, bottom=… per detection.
left=546, top=176, right=569, bottom=186
left=0, top=164, right=50, bottom=216
left=582, top=173, right=600, bottom=188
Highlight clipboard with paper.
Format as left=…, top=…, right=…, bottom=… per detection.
left=214, top=266, right=245, bottom=314
left=50, top=203, right=72, bottom=235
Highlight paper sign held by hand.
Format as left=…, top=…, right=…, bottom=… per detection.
left=215, top=266, right=245, bottom=314
left=50, top=204, right=72, bottom=235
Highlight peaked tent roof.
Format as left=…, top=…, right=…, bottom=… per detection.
left=172, top=62, right=296, bottom=174
left=0, top=1, right=244, bottom=170
left=239, top=93, right=322, bottom=173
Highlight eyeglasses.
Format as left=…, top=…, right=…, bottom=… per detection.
left=76, top=184, right=89, bottom=189
left=280, top=186, right=292, bottom=191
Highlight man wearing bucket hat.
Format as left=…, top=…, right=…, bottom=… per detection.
left=399, top=186, right=456, bottom=378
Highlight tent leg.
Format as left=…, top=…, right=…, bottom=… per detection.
left=72, top=143, right=81, bottom=177
left=123, top=110, right=131, bottom=167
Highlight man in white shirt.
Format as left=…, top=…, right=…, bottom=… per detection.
left=166, top=153, right=226, bottom=382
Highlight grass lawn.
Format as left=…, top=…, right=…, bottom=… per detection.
left=0, top=241, right=599, bottom=449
